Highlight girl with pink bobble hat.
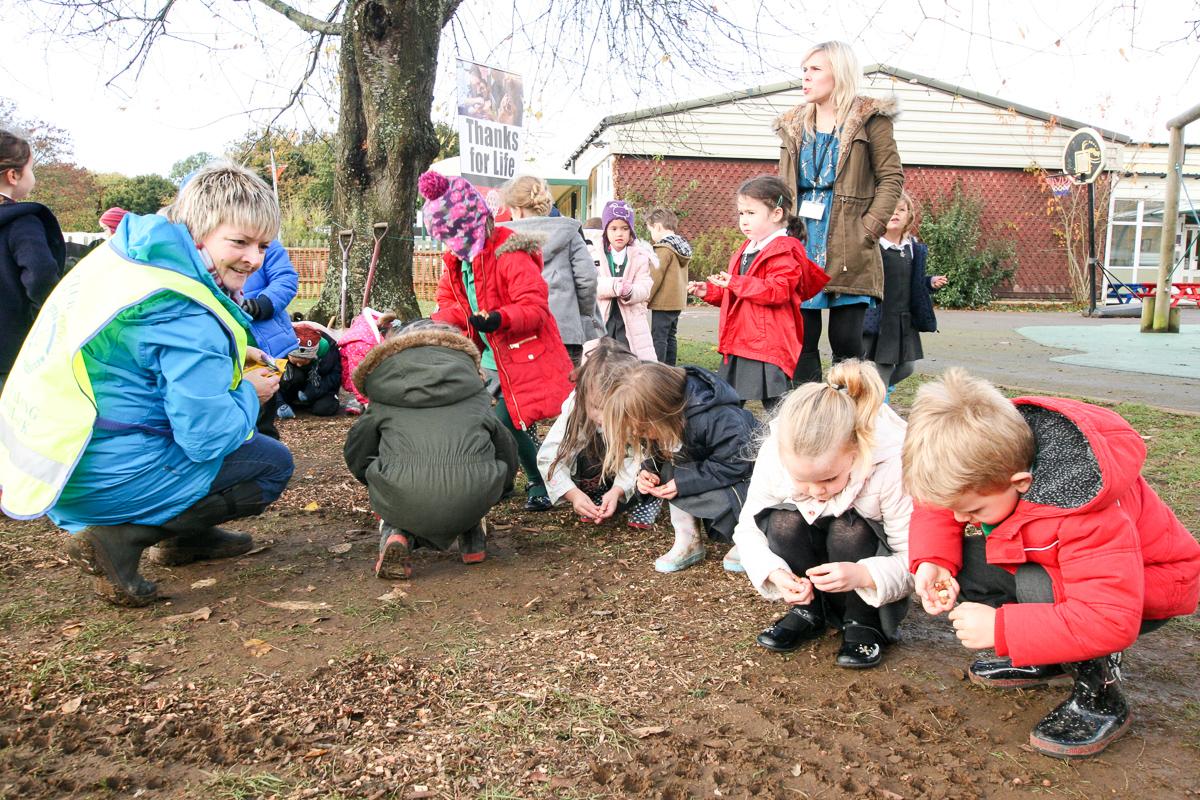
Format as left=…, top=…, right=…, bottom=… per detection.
left=422, top=171, right=574, bottom=513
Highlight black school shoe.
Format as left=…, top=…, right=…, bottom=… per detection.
left=835, top=621, right=886, bottom=669
left=1029, top=653, right=1131, bottom=758
left=969, top=656, right=1070, bottom=689
left=523, top=493, right=553, bottom=512
left=755, top=606, right=825, bottom=652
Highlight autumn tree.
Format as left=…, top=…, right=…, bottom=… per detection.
left=26, top=0, right=751, bottom=321
left=1030, top=168, right=1115, bottom=304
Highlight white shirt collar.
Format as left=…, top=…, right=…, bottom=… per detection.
left=610, top=247, right=628, bottom=265
left=879, top=235, right=911, bottom=252
left=0, top=192, right=13, bottom=203
left=748, top=227, right=788, bottom=252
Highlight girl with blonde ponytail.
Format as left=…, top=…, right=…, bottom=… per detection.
left=732, top=359, right=914, bottom=669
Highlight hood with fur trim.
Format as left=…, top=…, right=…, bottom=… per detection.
left=494, top=229, right=545, bottom=258
left=352, top=327, right=485, bottom=407
left=774, top=95, right=900, bottom=176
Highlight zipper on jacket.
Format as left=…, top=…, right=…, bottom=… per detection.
left=470, top=255, right=527, bottom=431
left=508, top=334, right=539, bottom=349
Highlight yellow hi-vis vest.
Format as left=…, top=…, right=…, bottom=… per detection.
left=0, top=244, right=248, bottom=519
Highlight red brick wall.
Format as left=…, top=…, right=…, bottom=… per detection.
left=612, top=155, right=1071, bottom=299
left=904, top=167, right=1070, bottom=299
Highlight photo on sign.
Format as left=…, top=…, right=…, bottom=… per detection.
left=457, top=61, right=524, bottom=127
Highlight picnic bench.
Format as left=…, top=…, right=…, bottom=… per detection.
left=1106, top=281, right=1200, bottom=306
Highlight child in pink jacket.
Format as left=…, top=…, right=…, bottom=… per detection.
left=593, top=200, right=657, bottom=360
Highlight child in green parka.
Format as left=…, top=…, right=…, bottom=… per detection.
left=344, top=318, right=518, bottom=579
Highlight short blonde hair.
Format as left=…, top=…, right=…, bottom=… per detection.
left=501, top=175, right=553, bottom=217
left=775, top=359, right=884, bottom=470
left=902, top=369, right=1035, bottom=505
left=170, top=161, right=280, bottom=242
left=798, top=41, right=861, bottom=139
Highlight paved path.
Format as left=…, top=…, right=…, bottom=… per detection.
left=677, top=306, right=1200, bottom=413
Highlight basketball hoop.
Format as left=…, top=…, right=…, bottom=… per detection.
left=1046, top=174, right=1075, bottom=197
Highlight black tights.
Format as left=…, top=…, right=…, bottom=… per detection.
left=764, top=508, right=881, bottom=631
left=794, top=305, right=868, bottom=385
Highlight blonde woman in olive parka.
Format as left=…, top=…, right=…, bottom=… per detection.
left=775, top=40, right=904, bottom=385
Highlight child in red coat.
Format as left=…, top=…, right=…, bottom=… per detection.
left=688, top=175, right=828, bottom=412
left=903, top=369, right=1200, bottom=759
left=423, top=171, right=574, bottom=512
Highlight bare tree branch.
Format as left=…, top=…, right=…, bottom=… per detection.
left=267, top=0, right=343, bottom=127
left=254, top=0, right=342, bottom=35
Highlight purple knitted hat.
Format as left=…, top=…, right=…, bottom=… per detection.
left=419, top=171, right=491, bottom=261
left=601, top=200, right=635, bottom=251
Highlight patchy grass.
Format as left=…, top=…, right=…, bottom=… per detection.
left=205, top=772, right=291, bottom=800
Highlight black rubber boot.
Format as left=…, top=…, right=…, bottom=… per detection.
left=1030, top=653, right=1131, bottom=758
left=755, top=606, right=826, bottom=653
left=148, top=482, right=263, bottom=566
left=66, top=524, right=169, bottom=607
left=969, top=656, right=1070, bottom=689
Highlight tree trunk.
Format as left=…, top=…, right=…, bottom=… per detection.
left=310, top=0, right=458, bottom=327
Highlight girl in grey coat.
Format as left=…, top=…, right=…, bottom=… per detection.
left=500, top=176, right=603, bottom=364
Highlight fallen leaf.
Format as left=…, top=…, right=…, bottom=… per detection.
left=190, top=578, right=217, bottom=589
left=303, top=747, right=329, bottom=759
left=242, top=545, right=271, bottom=556
left=60, top=622, right=86, bottom=638
left=791, top=763, right=803, bottom=777
left=327, top=543, right=352, bottom=554
left=243, top=638, right=274, bottom=657
left=523, top=596, right=542, bottom=608
left=303, top=501, right=320, bottom=512
left=160, top=607, right=212, bottom=625
left=60, top=696, right=82, bottom=714
left=630, top=725, right=668, bottom=738
left=377, top=588, right=408, bottom=602
left=261, top=600, right=330, bottom=612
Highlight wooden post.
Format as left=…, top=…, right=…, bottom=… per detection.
left=1150, top=102, right=1200, bottom=332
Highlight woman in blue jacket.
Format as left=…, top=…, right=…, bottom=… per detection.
left=0, top=162, right=295, bottom=607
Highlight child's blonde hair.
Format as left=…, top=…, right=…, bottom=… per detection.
left=600, top=362, right=688, bottom=479
left=798, top=41, right=861, bottom=139
left=501, top=175, right=553, bottom=217
left=169, top=161, right=280, bottom=242
left=902, top=368, right=1035, bottom=505
left=775, top=359, right=884, bottom=469
left=549, top=339, right=640, bottom=477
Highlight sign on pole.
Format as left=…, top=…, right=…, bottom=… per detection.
left=456, top=60, right=524, bottom=190
left=1062, top=127, right=1105, bottom=183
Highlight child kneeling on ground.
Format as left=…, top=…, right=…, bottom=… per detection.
left=344, top=319, right=518, bottom=579
left=903, top=369, right=1200, bottom=758
left=537, top=338, right=661, bottom=528
left=733, top=360, right=913, bottom=669
left=277, top=322, right=342, bottom=419
left=602, top=362, right=759, bottom=573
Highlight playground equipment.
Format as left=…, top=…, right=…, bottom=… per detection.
left=1147, top=102, right=1200, bottom=333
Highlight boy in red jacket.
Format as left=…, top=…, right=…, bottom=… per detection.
left=902, top=369, right=1200, bottom=758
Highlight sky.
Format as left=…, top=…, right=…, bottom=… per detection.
left=3, top=0, right=1198, bottom=177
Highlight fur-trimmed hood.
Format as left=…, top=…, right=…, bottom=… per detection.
left=352, top=327, right=485, bottom=406
left=494, top=229, right=545, bottom=258
left=774, top=95, right=900, bottom=175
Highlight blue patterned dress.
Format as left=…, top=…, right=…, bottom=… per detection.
left=797, top=130, right=874, bottom=310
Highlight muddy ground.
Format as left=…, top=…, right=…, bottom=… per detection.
left=1, top=414, right=1198, bottom=800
